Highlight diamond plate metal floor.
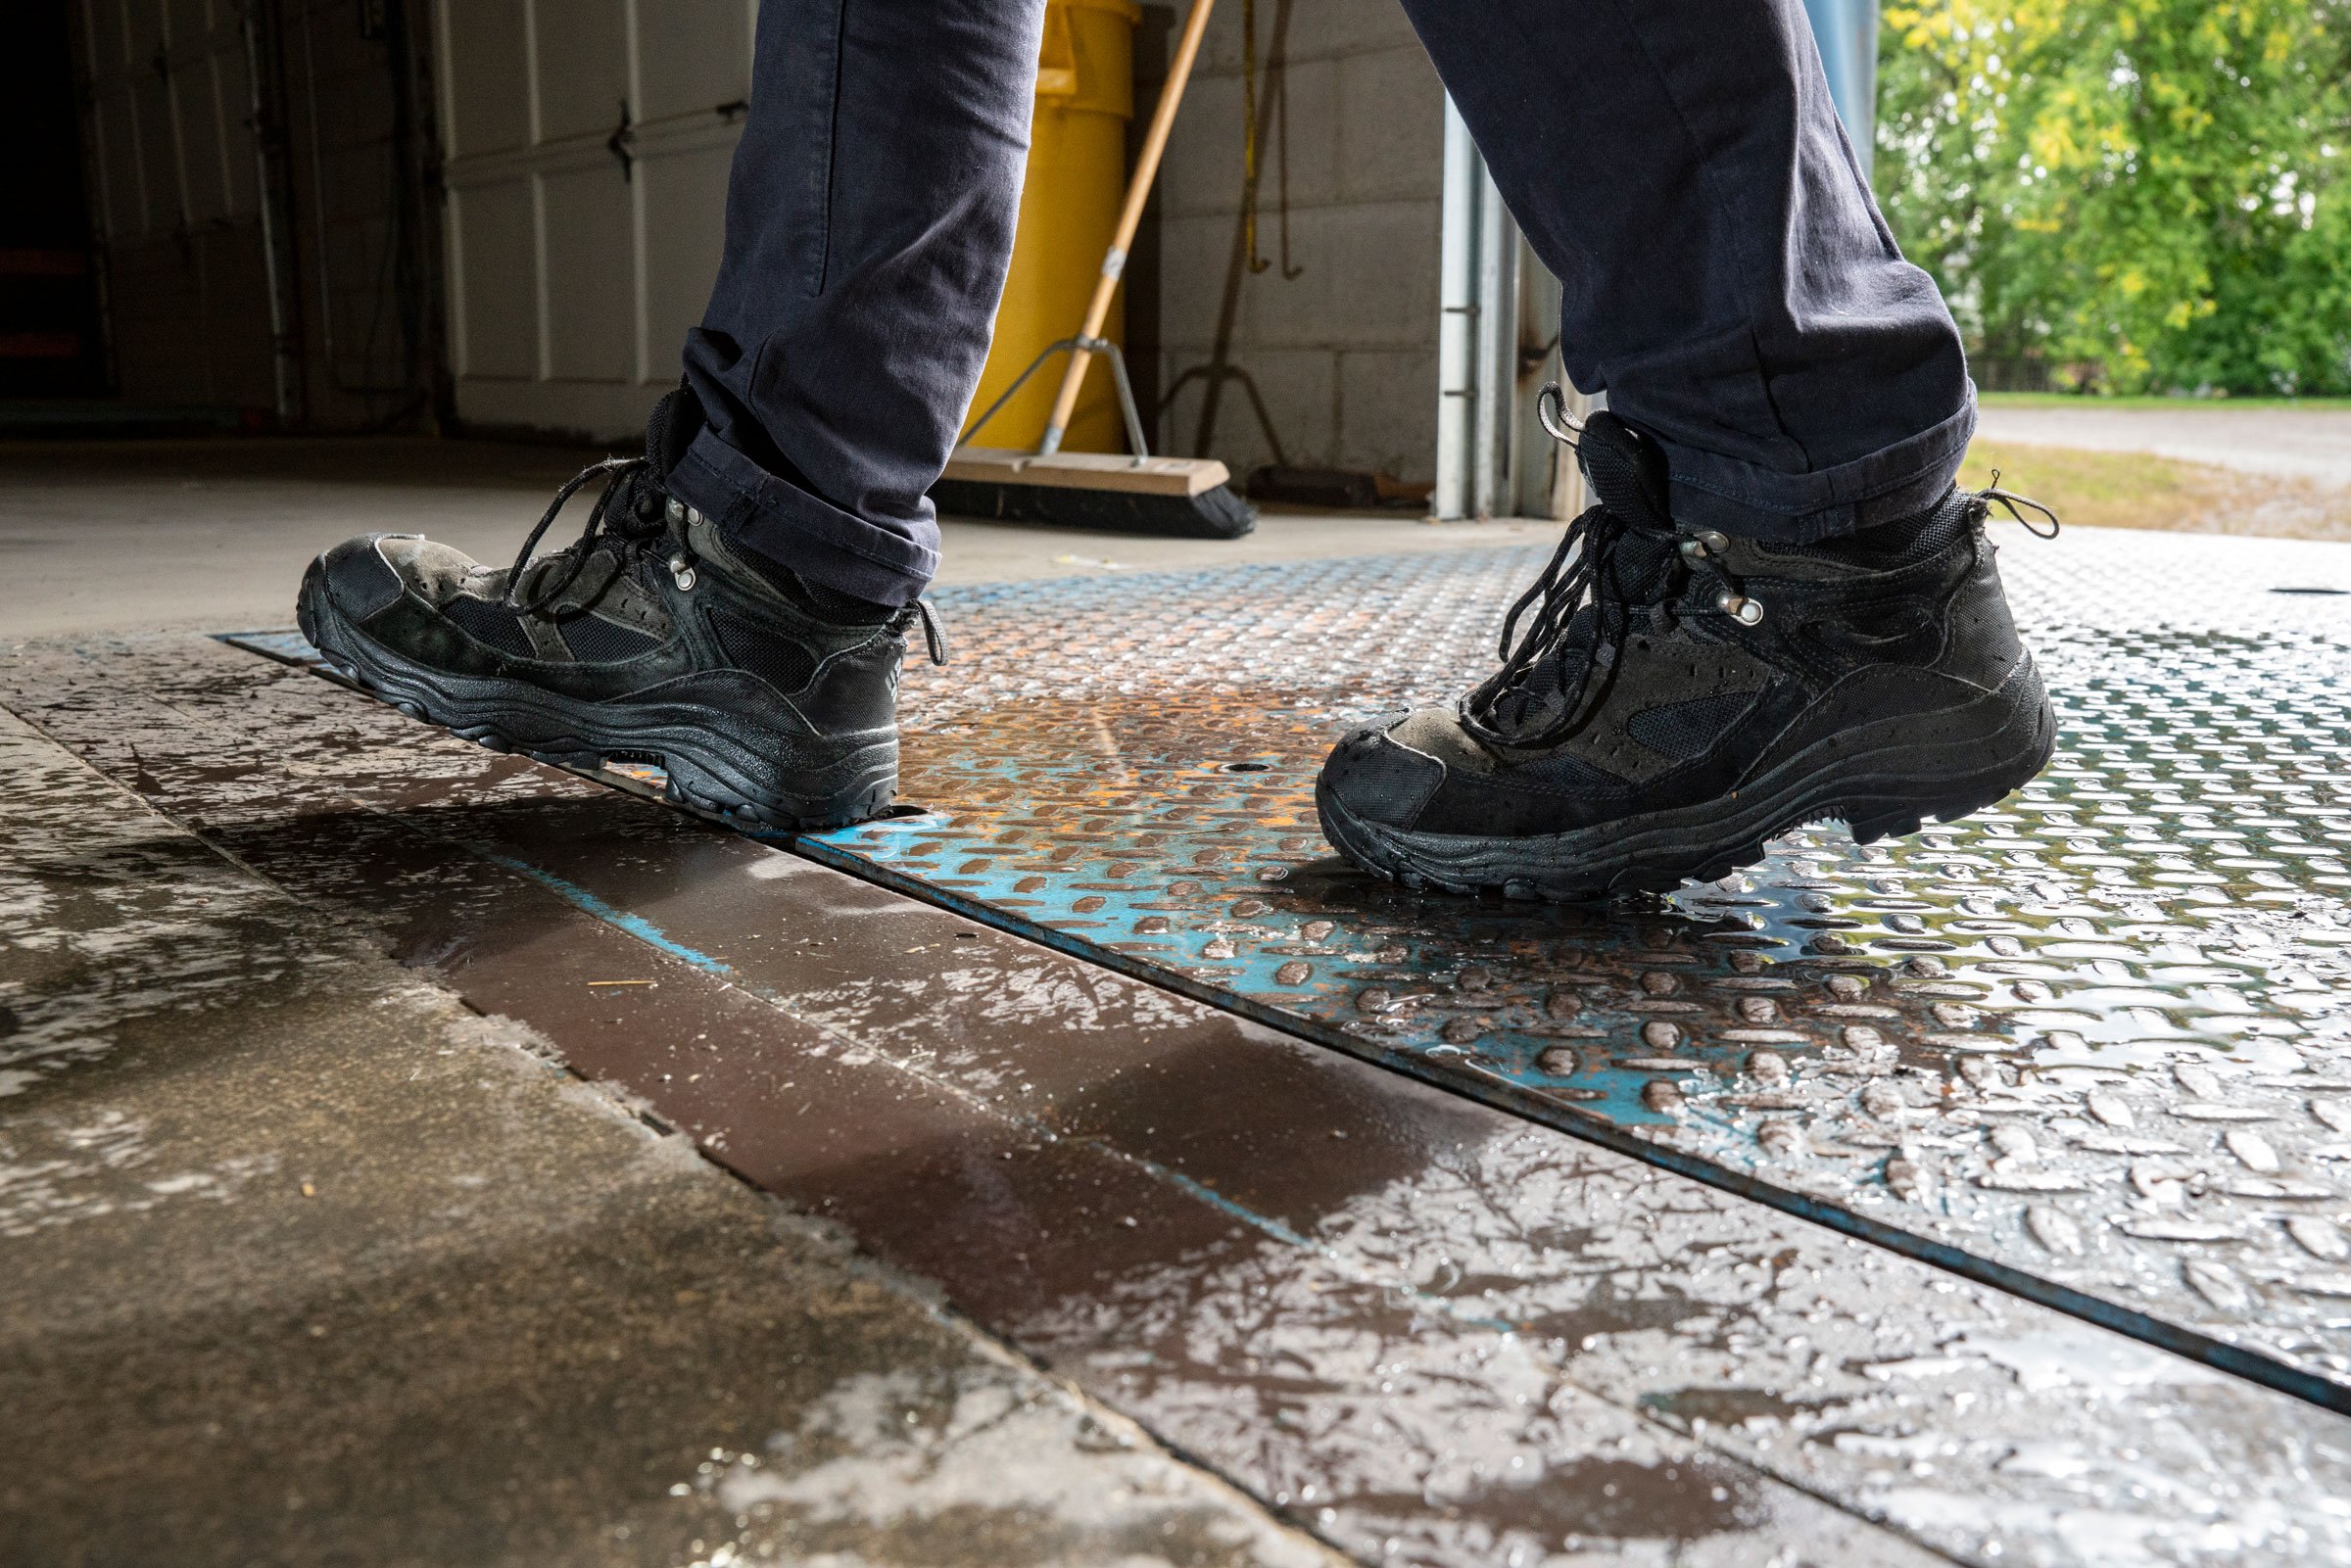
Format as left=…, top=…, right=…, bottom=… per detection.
left=232, top=525, right=2351, bottom=1411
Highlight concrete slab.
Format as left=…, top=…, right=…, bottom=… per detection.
left=14, top=632, right=2351, bottom=1565
left=0, top=707, right=1344, bottom=1568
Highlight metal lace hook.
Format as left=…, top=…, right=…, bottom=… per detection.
left=1978, top=469, right=2062, bottom=540
left=1536, top=381, right=1585, bottom=450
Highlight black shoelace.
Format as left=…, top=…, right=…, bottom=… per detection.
left=1459, top=477, right=2062, bottom=753
left=503, top=455, right=676, bottom=616
left=494, top=451, right=954, bottom=667
left=1458, top=500, right=1744, bottom=750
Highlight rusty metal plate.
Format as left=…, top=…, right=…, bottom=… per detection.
left=221, top=529, right=2351, bottom=1411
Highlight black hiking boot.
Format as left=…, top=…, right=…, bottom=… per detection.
left=295, top=389, right=945, bottom=829
left=1316, top=407, right=2058, bottom=901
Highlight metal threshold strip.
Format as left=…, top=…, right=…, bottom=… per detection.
left=223, top=526, right=2351, bottom=1416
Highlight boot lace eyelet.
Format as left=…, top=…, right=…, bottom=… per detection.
left=1717, top=592, right=1764, bottom=626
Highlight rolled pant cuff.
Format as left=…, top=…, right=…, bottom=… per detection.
left=666, top=430, right=940, bottom=609
left=1655, top=385, right=1978, bottom=544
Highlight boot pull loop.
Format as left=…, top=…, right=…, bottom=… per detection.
left=1977, top=471, right=2062, bottom=539
left=914, top=598, right=951, bottom=666
left=1536, top=382, right=1585, bottom=451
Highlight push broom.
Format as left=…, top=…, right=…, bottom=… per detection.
left=931, top=0, right=1256, bottom=539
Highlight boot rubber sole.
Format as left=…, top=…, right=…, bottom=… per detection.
left=297, top=563, right=896, bottom=831
left=1317, top=657, right=2057, bottom=903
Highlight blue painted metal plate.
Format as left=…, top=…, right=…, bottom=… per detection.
left=225, top=527, right=2351, bottom=1409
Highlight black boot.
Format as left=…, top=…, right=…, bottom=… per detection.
left=295, top=389, right=945, bottom=829
left=1316, top=410, right=2056, bottom=900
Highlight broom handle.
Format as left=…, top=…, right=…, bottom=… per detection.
left=1036, top=0, right=1218, bottom=454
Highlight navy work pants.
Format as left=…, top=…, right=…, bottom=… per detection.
left=666, top=0, right=1974, bottom=608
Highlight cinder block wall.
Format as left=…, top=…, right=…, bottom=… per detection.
left=1144, top=2, right=1445, bottom=487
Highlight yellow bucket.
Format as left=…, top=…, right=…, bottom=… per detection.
left=971, top=0, right=1139, bottom=454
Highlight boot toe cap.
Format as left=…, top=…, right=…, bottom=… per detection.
left=316, top=534, right=409, bottom=620
left=1319, top=718, right=1445, bottom=831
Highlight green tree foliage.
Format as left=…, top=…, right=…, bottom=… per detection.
left=1877, top=0, right=2351, bottom=394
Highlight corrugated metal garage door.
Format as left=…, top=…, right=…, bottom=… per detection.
left=436, top=0, right=752, bottom=440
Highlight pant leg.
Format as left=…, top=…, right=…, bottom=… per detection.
left=1396, top=0, right=1973, bottom=541
left=665, top=0, right=1045, bottom=607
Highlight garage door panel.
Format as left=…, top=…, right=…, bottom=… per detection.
left=542, top=166, right=635, bottom=384
left=131, top=75, right=182, bottom=234
left=640, top=144, right=733, bottom=380
left=164, top=0, right=210, bottom=54
left=123, top=0, right=165, bottom=58
left=452, top=179, right=540, bottom=380
left=81, top=0, right=131, bottom=73
left=637, top=0, right=753, bottom=124
left=88, top=93, right=144, bottom=240
left=443, top=0, right=741, bottom=434
left=438, top=0, right=530, bottom=157
left=174, top=62, right=230, bottom=224
left=219, top=57, right=259, bottom=218
left=535, top=0, right=629, bottom=145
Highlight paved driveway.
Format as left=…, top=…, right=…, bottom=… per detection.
left=1975, top=403, right=2351, bottom=487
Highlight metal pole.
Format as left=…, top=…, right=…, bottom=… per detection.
left=1801, top=0, right=1881, bottom=182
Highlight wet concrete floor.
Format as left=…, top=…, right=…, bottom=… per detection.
left=0, top=705, right=1347, bottom=1567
